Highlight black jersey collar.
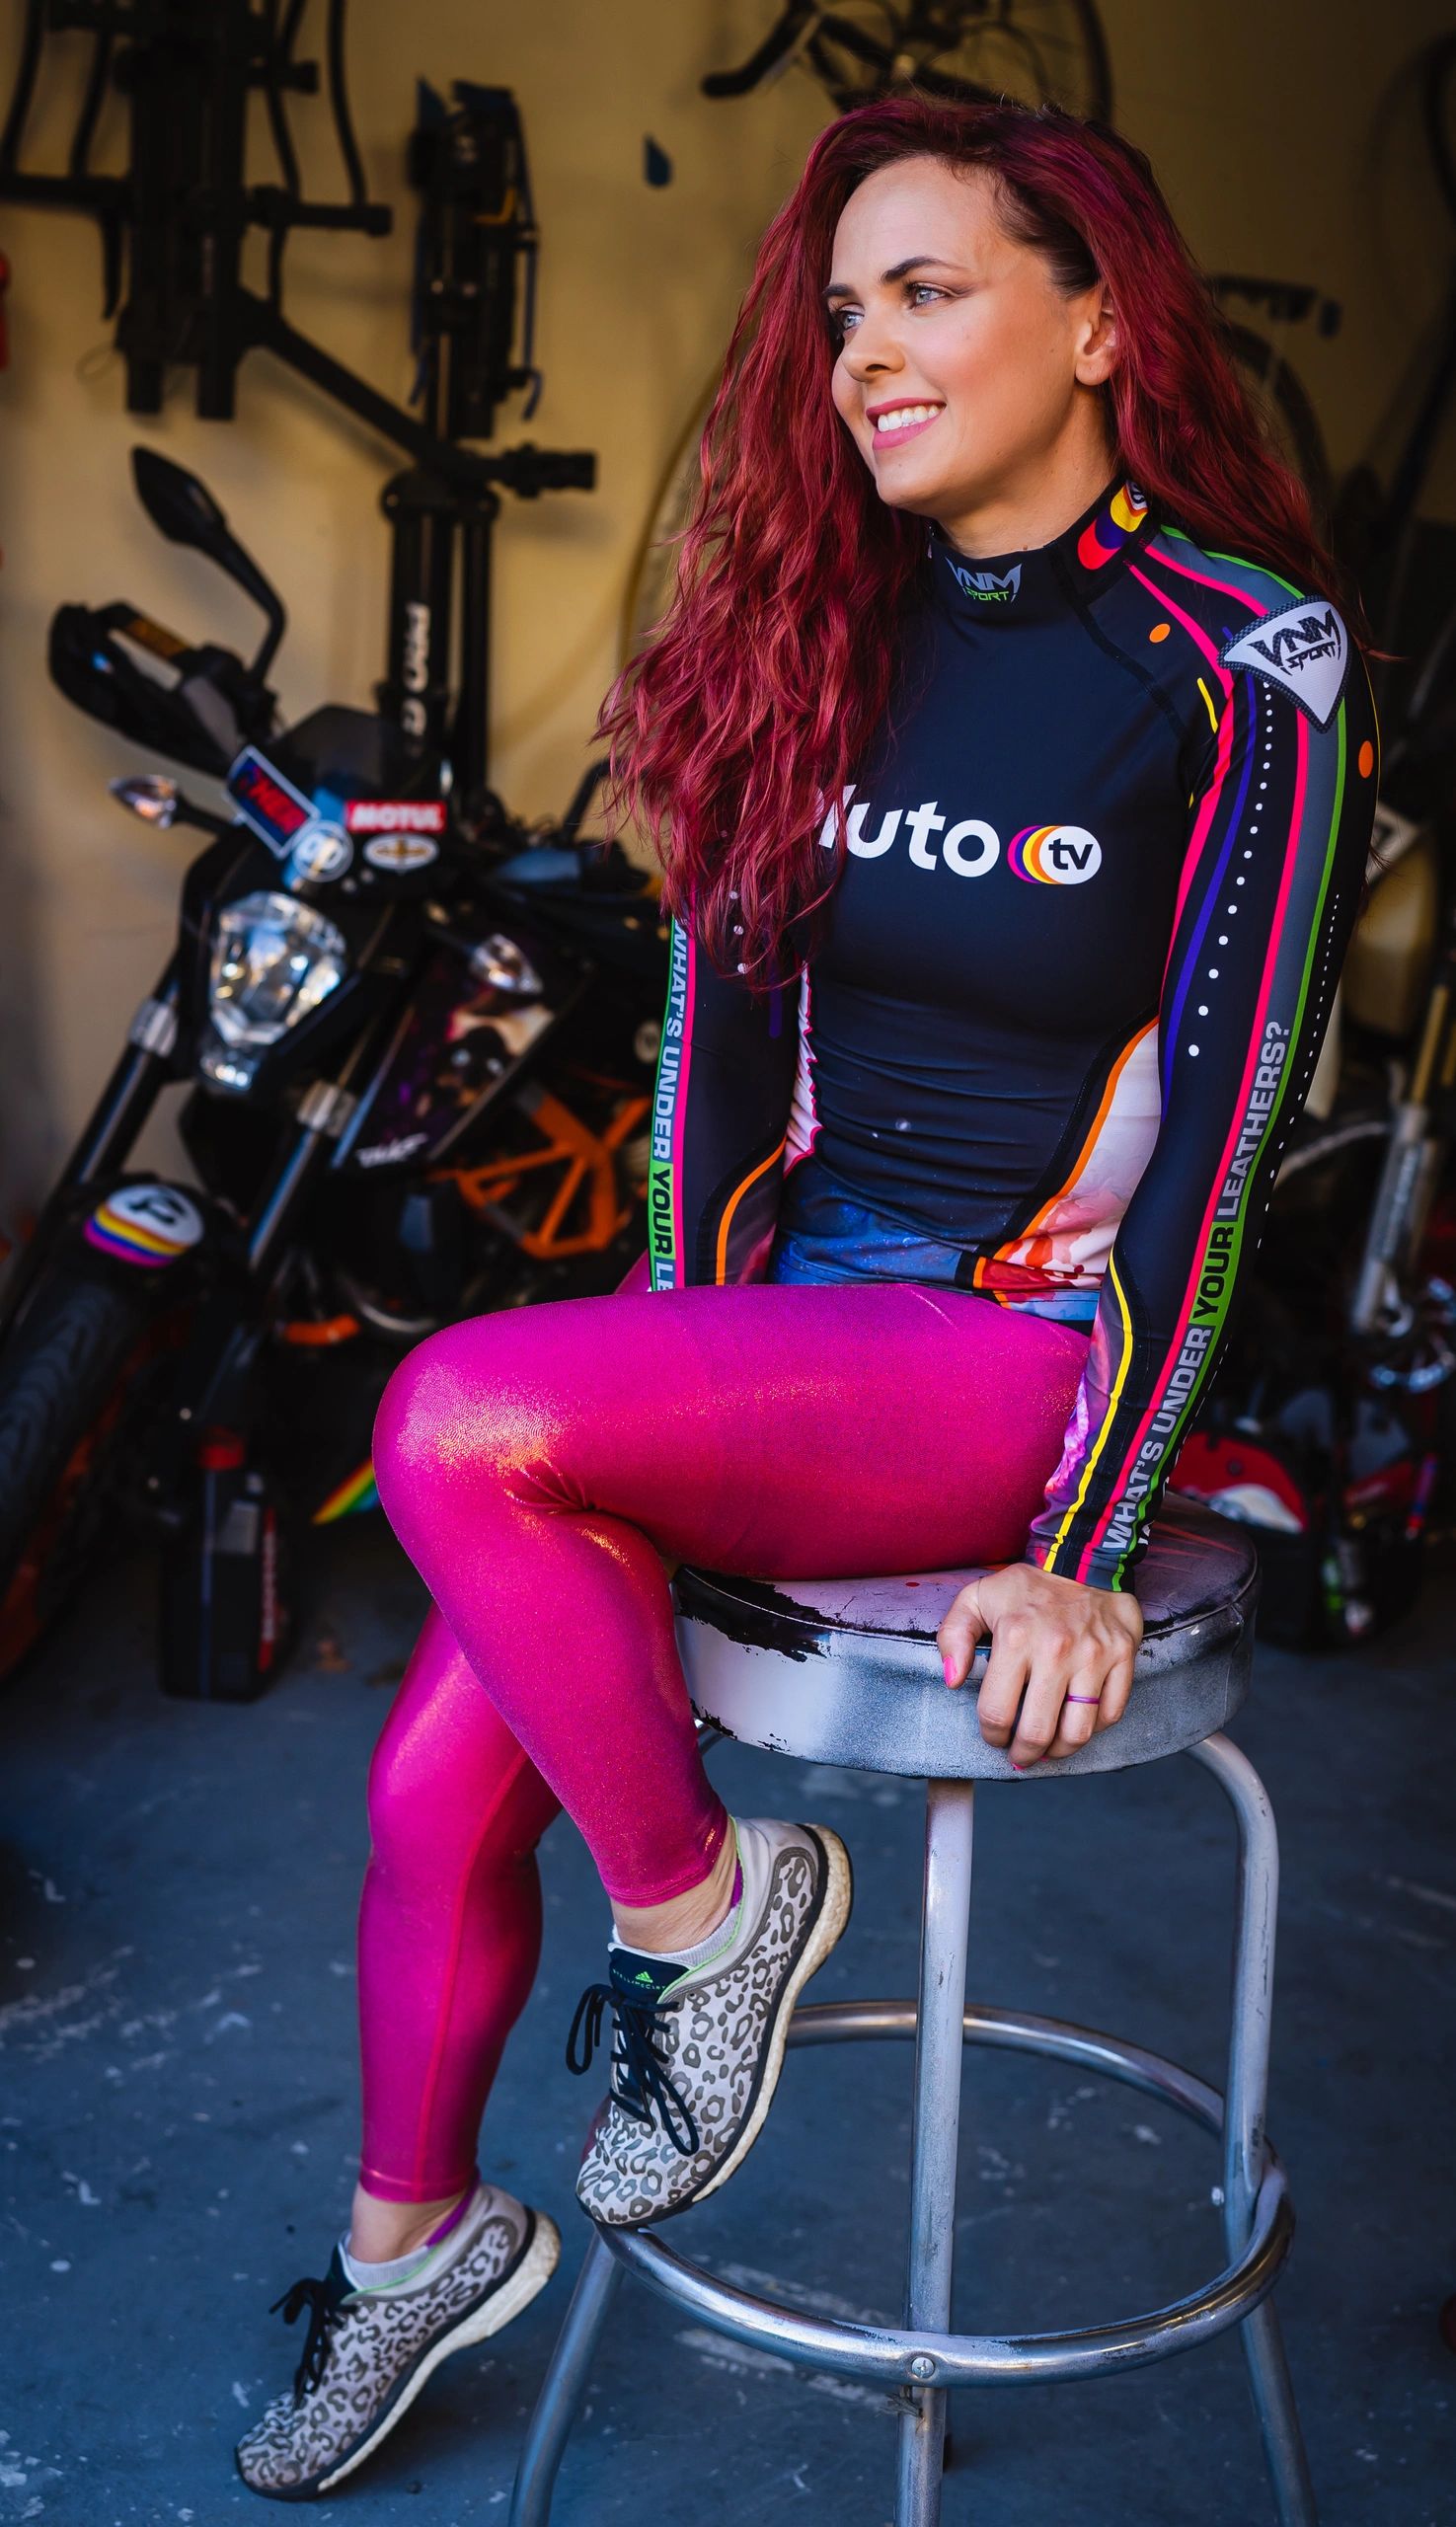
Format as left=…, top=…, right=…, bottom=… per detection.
left=926, top=473, right=1154, bottom=628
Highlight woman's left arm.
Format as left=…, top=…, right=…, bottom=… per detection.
left=943, top=603, right=1380, bottom=1760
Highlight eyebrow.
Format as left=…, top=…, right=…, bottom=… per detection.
left=820, top=255, right=962, bottom=307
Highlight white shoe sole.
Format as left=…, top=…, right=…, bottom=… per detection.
left=288, top=2212, right=561, bottom=2498
left=632, top=1821, right=853, bottom=2225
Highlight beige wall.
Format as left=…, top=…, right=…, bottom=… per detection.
left=0, top=0, right=1451, bottom=1215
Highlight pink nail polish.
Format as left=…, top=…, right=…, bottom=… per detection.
left=1010, top=1761, right=1026, bottom=1773
left=942, top=1653, right=956, bottom=1686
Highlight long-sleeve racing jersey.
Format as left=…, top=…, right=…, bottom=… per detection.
left=646, top=473, right=1378, bottom=1590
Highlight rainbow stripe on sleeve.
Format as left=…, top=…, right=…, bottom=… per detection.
left=1036, top=533, right=1365, bottom=1588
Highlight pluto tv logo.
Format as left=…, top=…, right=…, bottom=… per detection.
left=1008, top=824, right=1103, bottom=885
left=815, top=789, right=1103, bottom=885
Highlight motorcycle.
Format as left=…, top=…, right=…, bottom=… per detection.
left=0, top=449, right=667, bottom=1697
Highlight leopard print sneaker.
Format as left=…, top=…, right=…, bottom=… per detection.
left=235, top=2182, right=559, bottom=2500
left=569, top=1817, right=852, bottom=2230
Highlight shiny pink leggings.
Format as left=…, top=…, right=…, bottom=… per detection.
left=361, top=1279, right=1087, bottom=2200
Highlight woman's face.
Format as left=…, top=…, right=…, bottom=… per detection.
left=826, top=156, right=1116, bottom=540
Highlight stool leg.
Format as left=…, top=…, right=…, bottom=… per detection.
left=1191, top=1731, right=1319, bottom=2527
left=896, top=1778, right=975, bottom=2527
left=508, top=2230, right=624, bottom=2527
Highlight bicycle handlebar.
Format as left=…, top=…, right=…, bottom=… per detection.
left=702, top=0, right=820, bottom=97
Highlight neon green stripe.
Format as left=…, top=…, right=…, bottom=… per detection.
left=1040, top=1254, right=1135, bottom=1575
left=1109, top=704, right=1350, bottom=1568
left=647, top=923, right=690, bottom=1289
left=1154, top=525, right=1301, bottom=600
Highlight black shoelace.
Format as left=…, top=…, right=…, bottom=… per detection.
left=269, top=2265, right=349, bottom=2406
left=566, top=1980, right=701, bottom=2156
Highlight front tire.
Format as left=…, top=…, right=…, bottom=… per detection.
left=0, top=1271, right=158, bottom=1681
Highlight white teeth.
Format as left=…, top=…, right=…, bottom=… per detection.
left=874, top=404, right=940, bottom=433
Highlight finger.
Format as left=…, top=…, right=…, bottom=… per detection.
left=1044, top=1670, right=1105, bottom=1760
left=974, top=1620, right=1032, bottom=1746
left=1094, top=1646, right=1137, bottom=1732
left=937, top=1583, right=989, bottom=1688
left=1008, top=1631, right=1075, bottom=1767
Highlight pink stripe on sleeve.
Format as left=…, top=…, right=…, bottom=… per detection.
left=1069, top=707, right=1312, bottom=1580
left=1163, top=676, right=1235, bottom=959
left=1139, top=537, right=1277, bottom=615
left=1126, top=559, right=1227, bottom=669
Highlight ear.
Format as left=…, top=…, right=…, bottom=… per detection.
left=1074, top=287, right=1119, bottom=389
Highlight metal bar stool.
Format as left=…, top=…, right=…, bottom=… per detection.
left=510, top=1496, right=1317, bottom=2527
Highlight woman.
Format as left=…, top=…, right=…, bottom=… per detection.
left=237, top=96, right=1376, bottom=2498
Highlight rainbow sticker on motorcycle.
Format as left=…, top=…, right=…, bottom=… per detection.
left=312, top=1458, right=380, bottom=1525
left=1008, top=824, right=1103, bottom=885
left=84, top=1182, right=206, bottom=1268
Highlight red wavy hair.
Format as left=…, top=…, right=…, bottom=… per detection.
left=597, top=96, right=1362, bottom=987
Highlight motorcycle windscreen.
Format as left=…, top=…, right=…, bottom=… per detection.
left=266, top=705, right=437, bottom=807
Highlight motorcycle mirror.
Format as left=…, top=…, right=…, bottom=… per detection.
left=111, top=773, right=180, bottom=827
left=129, top=448, right=288, bottom=684
left=131, top=449, right=230, bottom=552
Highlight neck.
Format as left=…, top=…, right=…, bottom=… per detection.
left=932, top=427, right=1118, bottom=563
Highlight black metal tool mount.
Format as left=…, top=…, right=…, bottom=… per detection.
left=0, top=3, right=596, bottom=811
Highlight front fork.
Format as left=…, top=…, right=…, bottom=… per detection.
left=0, top=959, right=182, bottom=1341
left=143, top=989, right=406, bottom=1511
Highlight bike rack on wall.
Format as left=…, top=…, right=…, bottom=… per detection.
left=0, top=2, right=596, bottom=817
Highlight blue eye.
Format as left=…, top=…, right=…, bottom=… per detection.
left=830, top=281, right=947, bottom=344
left=834, top=284, right=950, bottom=348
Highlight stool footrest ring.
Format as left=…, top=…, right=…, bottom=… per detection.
left=587, top=1998, right=1293, bottom=2391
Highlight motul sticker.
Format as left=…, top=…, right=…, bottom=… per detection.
left=227, top=747, right=315, bottom=855
left=84, top=1181, right=206, bottom=1268
left=362, top=832, right=439, bottom=874
left=345, top=800, right=447, bottom=835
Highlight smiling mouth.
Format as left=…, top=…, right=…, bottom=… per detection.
left=869, top=403, right=944, bottom=448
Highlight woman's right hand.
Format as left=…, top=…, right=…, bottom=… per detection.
left=936, top=1561, right=1142, bottom=1767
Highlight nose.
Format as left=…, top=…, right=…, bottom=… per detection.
left=840, top=306, right=904, bottom=387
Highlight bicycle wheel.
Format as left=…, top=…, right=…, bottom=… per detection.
left=810, top=0, right=1112, bottom=122
left=620, top=378, right=718, bottom=664
left=1221, top=318, right=1333, bottom=530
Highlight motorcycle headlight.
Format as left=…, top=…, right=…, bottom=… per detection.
left=207, top=891, right=348, bottom=1050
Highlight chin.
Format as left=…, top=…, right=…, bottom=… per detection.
left=875, top=477, right=946, bottom=519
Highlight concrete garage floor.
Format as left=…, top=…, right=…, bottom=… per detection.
left=1, top=1522, right=1454, bottom=2527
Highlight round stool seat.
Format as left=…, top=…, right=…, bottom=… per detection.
left=514, top=1506, right=1311, bottom=2527
left=673, top=1493, right=1258, bottom=1779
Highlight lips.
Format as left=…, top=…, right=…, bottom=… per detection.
left=868, top=405, right=943, bottom=453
